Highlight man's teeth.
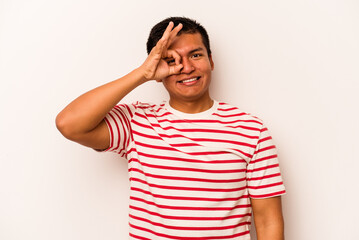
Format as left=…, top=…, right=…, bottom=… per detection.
left=181, top=77, right=197, bottom=83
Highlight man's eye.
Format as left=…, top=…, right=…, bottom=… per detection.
left=192, top=53, right=202, bottom=58
left=167, top=59, right=175, bottom=65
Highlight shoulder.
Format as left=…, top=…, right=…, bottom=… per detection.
left=216, top=102, right=264, bottom=127
left=115, top=101, right=163, bottom=112
left=131, top=101, right=167, bottom=113
left=121, top=101, right=170, bottom=120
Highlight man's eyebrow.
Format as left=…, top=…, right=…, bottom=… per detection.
left=189, top=47, right=205, bottom=54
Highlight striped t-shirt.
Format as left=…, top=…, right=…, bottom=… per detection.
left=104, top=100, right=286, bottom=240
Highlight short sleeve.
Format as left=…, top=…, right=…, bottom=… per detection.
left=247, top=124, right=286, bottom=199
left=103, top=103, right=137, bottom=157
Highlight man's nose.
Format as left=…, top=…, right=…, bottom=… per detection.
left=180, top=58, right=195, bottom=74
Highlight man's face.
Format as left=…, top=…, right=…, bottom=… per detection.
left=162, top=32, right=214, bottom=106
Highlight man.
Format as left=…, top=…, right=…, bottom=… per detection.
left=56, top=17, right=286, bottom=240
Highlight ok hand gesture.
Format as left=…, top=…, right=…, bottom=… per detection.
left=140, top=22, right=183, bottom=82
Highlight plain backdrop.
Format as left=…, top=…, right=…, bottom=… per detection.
left=1, top=0, right=358, bottom=239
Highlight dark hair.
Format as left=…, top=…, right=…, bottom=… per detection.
left=146, top=17, right=211, bottom=56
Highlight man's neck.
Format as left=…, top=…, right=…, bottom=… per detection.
left=169, top=98, right=214, bottom=114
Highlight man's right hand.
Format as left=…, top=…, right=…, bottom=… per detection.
left=139, top=21, right=184, bottom=82
left=56, top=22, right=184, bottom=151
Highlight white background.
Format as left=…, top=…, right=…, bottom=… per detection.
left=1, top=0, right=358, bottom=239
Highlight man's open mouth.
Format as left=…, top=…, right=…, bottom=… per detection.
left=177, top=77, right=200, bottom=84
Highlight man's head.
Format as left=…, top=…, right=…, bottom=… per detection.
left=146, top=17, right=211, bottom=56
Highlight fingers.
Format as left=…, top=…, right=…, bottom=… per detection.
left=160, top=21, right=174, bottom=46
left=166, top=50, right=183, bottom=75
left=153, top=22, right=182, bottom=58
left=169, top=63, right=183, bottom=76
left=149, top=22, right=174, bottom=56
left=143, top=22, right=183, bottom=81
left=158, top=22, right=175, bottom=49
left=164, top=21, right=176, bottom=37
left=166, top=23, right=183, bottom=48
left=166, top=49, right=181, bottom=65
left=162, top=21, right=182, bottom=46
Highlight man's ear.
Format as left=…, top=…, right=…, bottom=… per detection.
left=209, top=54, right=214, bottom=70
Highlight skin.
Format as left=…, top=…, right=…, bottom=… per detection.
left=252, top=196, right=285, bottom=240
left=56, top=22, right=184, bottom=150
left=56, top=21, right=284, bottom=239
left=161, top=32, right=214, bottom=113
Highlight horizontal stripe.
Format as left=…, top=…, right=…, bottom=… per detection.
left=246, top=164, right=280, bottom=173
left=132, top=151, right=246, bottom=164
left=254, top=145, right=276, bottom=154
left=135, top=141, right=232, bottom=156
left=130, top=205, right=251, bottom=221
left=131, top=187, right=249, bottom=202
left=132, top=119, right=259, bottom=139
left=249, top=154, right=277, bottom=164
left=130, top=158, right=246, bottom=174
left=248, top=181, right=284, bottom=189
left=212, top=112, right=248, bottom=118
left=130, top=214, right=251, bottom=231
left=133, top=130, right=256, bottom=148
left=130, top=223, right=250, bottom=240
left=135, top=112, right=261, bottom=130
left=258, top=136, right=272, bottom=144
left=133, top=110, right=170, bottom=118
left=129, top=233, right=151, bottom=240
left=130, top=196, right=251, bottom=211
left=129, top=168, right=246, bottom=183
left=131, top=177, right=247, bottom=192
left=247, top=173, right=282, bottom=181
left=217, top=107, right=238, bottom=111
left=249, top=190, right=286, bottom=198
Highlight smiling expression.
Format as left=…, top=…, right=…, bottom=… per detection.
left=161, top=32, right=214, bottom=108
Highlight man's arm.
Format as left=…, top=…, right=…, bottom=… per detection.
left=55, top=68, right=146, bottom=150
left=251, top=196, right=285, bottom=240
left=55, top=22, right=183, bottom=150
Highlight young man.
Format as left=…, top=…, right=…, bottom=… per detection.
left=56, top=17, right=286, bottom=240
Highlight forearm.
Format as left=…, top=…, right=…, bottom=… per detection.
left=56, top=67, right=146, bottom=138
left=251, top=196, right=284, bottom=240
left=254, top=217, right=284, bottom=240
left=56, top=22, right=182, bottom=143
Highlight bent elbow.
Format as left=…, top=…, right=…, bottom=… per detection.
left=55, top=113, right=78, bottom=140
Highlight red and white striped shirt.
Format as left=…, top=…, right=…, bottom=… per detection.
left=104, top=101, right=285, bottom=240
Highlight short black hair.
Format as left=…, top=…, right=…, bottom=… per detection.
left=146, top=17, right=211, bottom=56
